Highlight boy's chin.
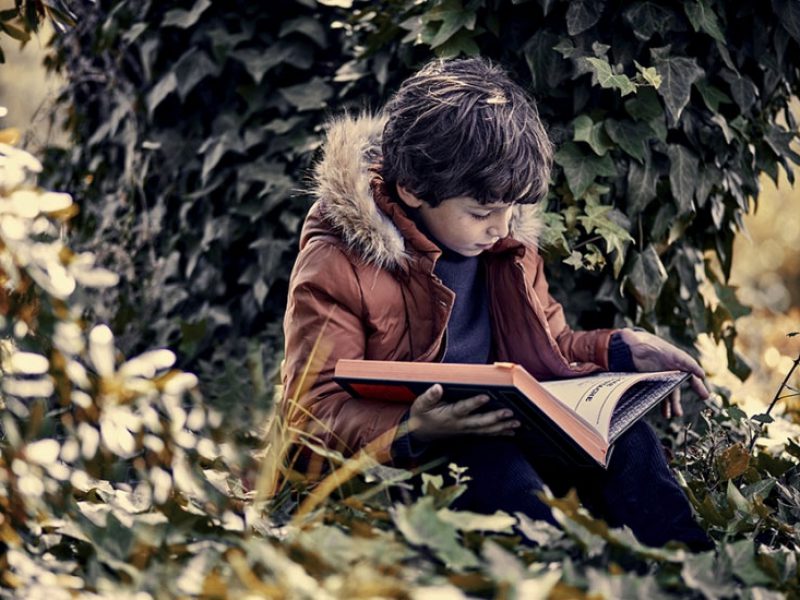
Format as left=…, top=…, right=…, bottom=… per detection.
left=453, top=247, right=487, bottom=257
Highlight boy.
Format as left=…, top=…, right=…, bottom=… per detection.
left=282, top=58, right=711, bottom=550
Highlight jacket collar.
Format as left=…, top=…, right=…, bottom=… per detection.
left=310, top=113, right=543, bottom=271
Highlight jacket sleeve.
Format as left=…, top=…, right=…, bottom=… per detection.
left=281, top=240, right=408, bottom=473
left=524, top=249, right=615, bottom=370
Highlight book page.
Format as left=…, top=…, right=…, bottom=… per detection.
left=540, top=372, right=681, bottom=440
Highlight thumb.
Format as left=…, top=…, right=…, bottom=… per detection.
left=413, top=384, right=443, bottom=412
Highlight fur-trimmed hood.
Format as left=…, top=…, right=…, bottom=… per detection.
left=309, top=113, right=543, bottom=269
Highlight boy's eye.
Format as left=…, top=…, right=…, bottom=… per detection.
left=471, top=213, right=492, bottom=221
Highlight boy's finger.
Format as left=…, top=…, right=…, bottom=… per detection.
left=671, top=389, right=683, bottom=417
left=451, top=394, right=490, bottom=417
left=460, top=409, right=513, bottom=429
left=474, top=419, right=521, bottom=436
left=690, top=375, right=710, bottom=399
left=415, top=384, right=443, bottom=410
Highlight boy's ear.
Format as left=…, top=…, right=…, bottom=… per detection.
left=396, top=184, right=424, bottom=208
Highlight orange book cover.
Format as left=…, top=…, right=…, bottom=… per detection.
left=334, top=360, right=688, bottom=467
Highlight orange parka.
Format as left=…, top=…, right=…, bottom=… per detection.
left=281, top=114, right=615, bottom=476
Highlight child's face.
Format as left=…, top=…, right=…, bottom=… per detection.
left=397, top=186, right=513, bottom=257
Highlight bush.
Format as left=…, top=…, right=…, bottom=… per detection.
left=28, top=2, right=798, bottom=418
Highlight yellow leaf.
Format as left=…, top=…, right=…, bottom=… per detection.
left=716, top=442, right=750, bottom=480
left=201, top=569, right=228, bottom=598
left=0, top=127, right=20, bottom=145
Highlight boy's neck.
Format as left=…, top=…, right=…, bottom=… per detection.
left=404, top=206, right=474, bottom=262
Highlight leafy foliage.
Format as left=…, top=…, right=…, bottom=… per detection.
left=5, top=2, right=800, bottom=590
left=2, top=116, right=800, bottom=600
left=29, top=1, right=799, bottom=416
left=38, top=0, right=349, bottom=424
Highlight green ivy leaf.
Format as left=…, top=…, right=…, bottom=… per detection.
left=438, top=509, right=516, bottom=533
left=432, top=28, right=480, bottom=58
left=684, top=0, right=726, bottom=43
left=725, top=540, right=774, bottom=587
left=232, top=42, right=313, bottom=84
left=587, top=569, right=672, bottom=600
left=710, top=114, right=735, bottom=144
left=634, top=60, right=662, bottom=88
left=173, top=49, right=219, bottom=101
left=666, top=144, right=699, bottom=215
left=578, top=198, right=633, bottom=276
left=715, top=283, right=752, bottom=319
left=605, top=119, right=651, bottom=164
left=145, top=72, right=177, bottom=116
left=764, top=124, right=800, bottom=164
left=584, top=57, right=637, bottom=96
left=681, top=552, right=738, bottom=599
left=566, top=0, right=605, bottom=36
left=725, top=404, right=747, bottom=421
left=295, top=525, right=412, bottom=571
left=721, top=71, right=758, bottom=114
left=626, top=151, right=659, bottom=214
left=391, top=496, right=479, bottom=570
left=695, top=164, right=721, bottom=206
left=624, top=86, right=663, bottom=121
left=625, top=245, right=667, bottom=312
left=537, top=0, right=557, bottom=15
left=564, top=250, right=585, bottom=270
left=279, top=77, right=334, bottom=112
left=539, top=210, right=570, bottom=253
left=755, top=452, right=794, bottom=478
left=727, top=479, right=751, bottom=513
left=751, top=413, right=774, bottom=424
left=279, top=16, right=327, bottom=48
left=523, top=30, right=569, bottom=91
left=695, top=79, right=733, bottom=112
left=199, top=131, right=245, bottom=182
left=573, top=115, right=613, bottom=156
left=652, top=49, right=705, bottom=122
left=773, top=0, right=800, bottom=44
left=427, top=4, right=476, bottom=47
left=554, top=142, right=617, bottom=199
left=623, top=2, right=679, bottom=41
left=163, top=0, right=212, bottom=29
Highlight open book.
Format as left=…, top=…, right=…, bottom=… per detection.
left=334, top=360, right=689, bottom=467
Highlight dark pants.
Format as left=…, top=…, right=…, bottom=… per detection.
left=424, top=421, right=711, bottom=551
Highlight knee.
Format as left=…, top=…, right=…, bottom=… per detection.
left=608, top=421, right=668, bottom=473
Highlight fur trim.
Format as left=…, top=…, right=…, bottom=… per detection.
left=508, top=203, right=543, bottom=249
left=311, top=113, right=542, bottom=268
left=311, top=113, right=405, bottom=270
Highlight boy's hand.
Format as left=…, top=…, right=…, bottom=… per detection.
left=407, top=384, right=521, bottom=443
left=618, top=328, right=710, bottom=418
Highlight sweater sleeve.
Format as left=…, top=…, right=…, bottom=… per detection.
left=607, top=332, right=636, bottom=372
left=390, top=409, right=432, bottom=467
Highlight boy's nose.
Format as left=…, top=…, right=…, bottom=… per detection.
left=488, top=216, right=510, bottom=239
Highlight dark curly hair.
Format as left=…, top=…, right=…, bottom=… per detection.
left=381, top=57, right=553, bottom=207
